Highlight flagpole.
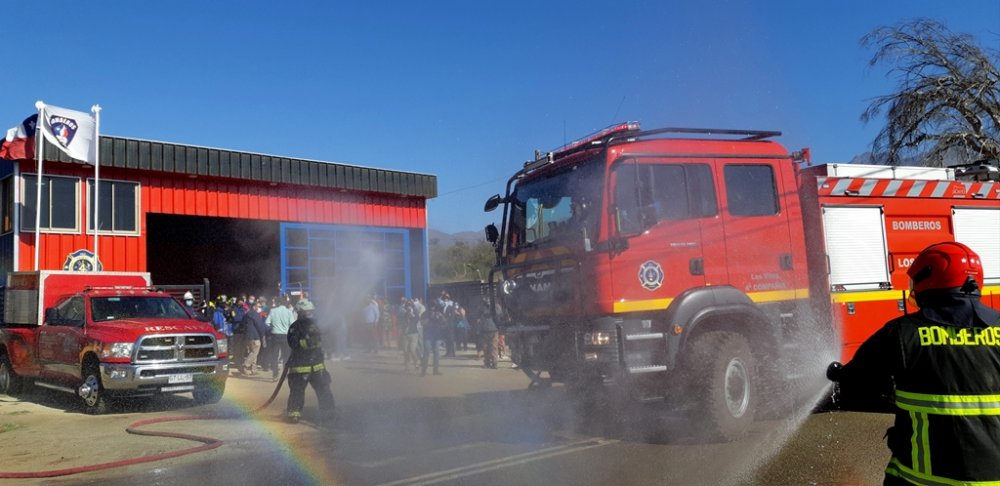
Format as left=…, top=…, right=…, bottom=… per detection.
left=33, top=101, right=45, bottom=271
left=92, top=104, right=101, bottom=266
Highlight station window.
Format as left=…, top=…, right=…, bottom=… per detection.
left=21, top=174, right=80, bottom=232
left=723, top=165, right=779, bottom=216
left=87, top=179, right=139, bottom=234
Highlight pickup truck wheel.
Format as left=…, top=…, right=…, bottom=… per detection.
left=193, top=381, right=225, bottom=405
left=0, top=353, right=23, bottom=395
left=685, top=331, right=757, bottom=442
left=80, top=367, right=111, bottom=414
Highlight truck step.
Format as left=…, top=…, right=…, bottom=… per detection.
left=628, top=365, right=667, bottom=374
left=624, top=332, right=664, bottom=342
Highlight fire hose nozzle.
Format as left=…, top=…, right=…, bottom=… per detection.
left=826, top=361, right=844, bottom=382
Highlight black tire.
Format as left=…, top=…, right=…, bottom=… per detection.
left=684, top=331, right=757, bottom=442
left=0, top=353, right=23, bottom=396
left=193, top=381, right=225, bottom=405
left=80, top=365, right=111, bottom=414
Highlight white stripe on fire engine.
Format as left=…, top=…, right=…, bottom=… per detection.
left=830, top=179, right=853, bottom=195
left=884, top=179, right=903, bottom=197
left=859, top=180, right=878, bottom=196
left=907, top=180, right=927, bottom=197
left=931, top=181, right=948, bottom=197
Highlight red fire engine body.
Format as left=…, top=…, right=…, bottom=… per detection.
left=483, top=122, right=999, bottom=440
left=0, top=271, right=229, bottom=413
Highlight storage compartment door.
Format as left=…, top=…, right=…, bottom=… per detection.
left=953, top=207, right=1000, bottom=286
left=822, top=206, right=890, bottom=290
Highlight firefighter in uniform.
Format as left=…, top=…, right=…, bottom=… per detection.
left=827, top=241, right=1000, bottom=485
left=285, top=300, right=335, bottom=424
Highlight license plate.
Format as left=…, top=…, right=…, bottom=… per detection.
left=168, top=374, right=193, bottom=384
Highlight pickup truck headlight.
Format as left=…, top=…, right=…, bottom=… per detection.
left=217, top=338, right=228, bottom=354
left=101, top=342, right=134, bottom=359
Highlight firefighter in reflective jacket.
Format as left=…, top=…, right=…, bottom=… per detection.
left=285, top=300, right=335, bottom=424
left=827, top=241, right=1000, bottom=485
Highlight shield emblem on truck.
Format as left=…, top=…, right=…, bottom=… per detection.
left=639, top=261, right=664, bottom=291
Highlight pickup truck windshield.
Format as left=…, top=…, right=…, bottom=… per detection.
left=90, top=296, right=192, bottom=322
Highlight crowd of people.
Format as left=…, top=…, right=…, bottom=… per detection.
left=183, top=288, right=508, bottom=422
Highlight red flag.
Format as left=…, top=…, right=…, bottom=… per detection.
left=0, top=114, right=38, bottom=161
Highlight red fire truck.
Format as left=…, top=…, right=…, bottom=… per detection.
left=0, top=271, right=229, bottom=413
left=483, top=122, right=999, bottom=440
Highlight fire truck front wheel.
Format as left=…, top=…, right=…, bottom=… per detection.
left=79, top=363, right=111, bottom=414
left=685, top=331, right=757, bottom=442
left=0, top=352, right=23, bottom=396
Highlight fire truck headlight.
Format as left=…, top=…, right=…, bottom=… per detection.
left=217, top=338, right=228, bottom=355
left=101, top=342, right=134, bottom=359
left=582, top=332, right=611, bottom=346
left=502, top=279, right=517, bottom=295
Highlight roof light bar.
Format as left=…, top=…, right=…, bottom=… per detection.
left=553, top=121, right=641, bottom=158
left=524, top=121, right=641, bottom=172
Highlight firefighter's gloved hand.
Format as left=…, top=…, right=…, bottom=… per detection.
left=826, top=362, right=843, bottom=382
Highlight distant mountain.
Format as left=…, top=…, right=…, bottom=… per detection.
left=428, top=229, right=485, bottom=247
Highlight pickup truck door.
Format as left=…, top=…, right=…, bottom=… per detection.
left=37, top=296, right=87, bottom=381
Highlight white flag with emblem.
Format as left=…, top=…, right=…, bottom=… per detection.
left=39, top=103, right=97, bottom=164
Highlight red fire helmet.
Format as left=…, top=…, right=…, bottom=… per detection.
left=907, top=241, right=984, bottom=295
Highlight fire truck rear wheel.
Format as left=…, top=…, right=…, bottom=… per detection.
left=0, top=353, right=23, bottom=396
left=686, top=331, right=757, bottom=442
left=80, top=365, right=111, bottom=414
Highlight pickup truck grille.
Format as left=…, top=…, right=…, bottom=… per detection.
left=135, top=334, right=218, bottom=363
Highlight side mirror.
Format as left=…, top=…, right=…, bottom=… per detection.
left=484, top=194, right=502, bottom=212
left=485, top=224, right=499, bottom=244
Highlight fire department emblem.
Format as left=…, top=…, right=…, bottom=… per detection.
left=63, top=249, right=103, bottom=272
left=638, top=260, right=664, bottom=291
left=46, top=115, right=79, bottom=149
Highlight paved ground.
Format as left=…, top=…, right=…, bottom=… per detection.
left=0, top=348, right=893, bottom=485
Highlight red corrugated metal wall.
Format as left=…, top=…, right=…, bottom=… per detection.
left=19, top=163, right=427, bottom=272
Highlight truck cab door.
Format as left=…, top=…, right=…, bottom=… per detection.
left=608, top=160, right=717, bottom=312
left=718, top=162, right=797, bottom=301
left=37, top=296, right=87, bottom=380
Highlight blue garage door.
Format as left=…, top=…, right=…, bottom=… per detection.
left=280, top=223, right=412, bottom=302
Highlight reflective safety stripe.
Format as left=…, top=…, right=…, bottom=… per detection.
left=896, top=390, right=1000, bottom=416
left=909, top=411, right=931, bottom=475
left=886, top=458, right=1000, bottom=485
left=289, top=363, right=326, bottom=374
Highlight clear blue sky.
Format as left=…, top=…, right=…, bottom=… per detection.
left=1, top=1, right=997, bottom=234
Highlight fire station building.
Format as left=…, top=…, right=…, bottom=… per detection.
left=0, top=136, right=436, bottom=301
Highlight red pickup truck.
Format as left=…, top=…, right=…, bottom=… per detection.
left=0, top=271, right=229, bottom=413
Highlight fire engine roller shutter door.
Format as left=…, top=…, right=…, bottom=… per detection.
left=822, top=206, right=890, bottom=290
left=953, top=207, right=1000, bottom=285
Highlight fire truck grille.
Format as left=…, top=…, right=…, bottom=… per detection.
left=135, top=334, right=218, bottom=363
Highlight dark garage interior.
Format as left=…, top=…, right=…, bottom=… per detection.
left=147, top=214, right=282, bottom=299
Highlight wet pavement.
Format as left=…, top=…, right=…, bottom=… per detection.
left=4, top=348, right=894, bottom=485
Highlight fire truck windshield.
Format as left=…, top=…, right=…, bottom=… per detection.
left=509, top=161, right=602, bottom=248
left=91, top=296, right=192, bottom=322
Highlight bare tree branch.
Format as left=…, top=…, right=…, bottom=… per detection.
left=861, top=19, right=999, bottom=166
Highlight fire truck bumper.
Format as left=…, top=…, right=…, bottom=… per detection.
left=99, top=360, right=229, bottom=395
